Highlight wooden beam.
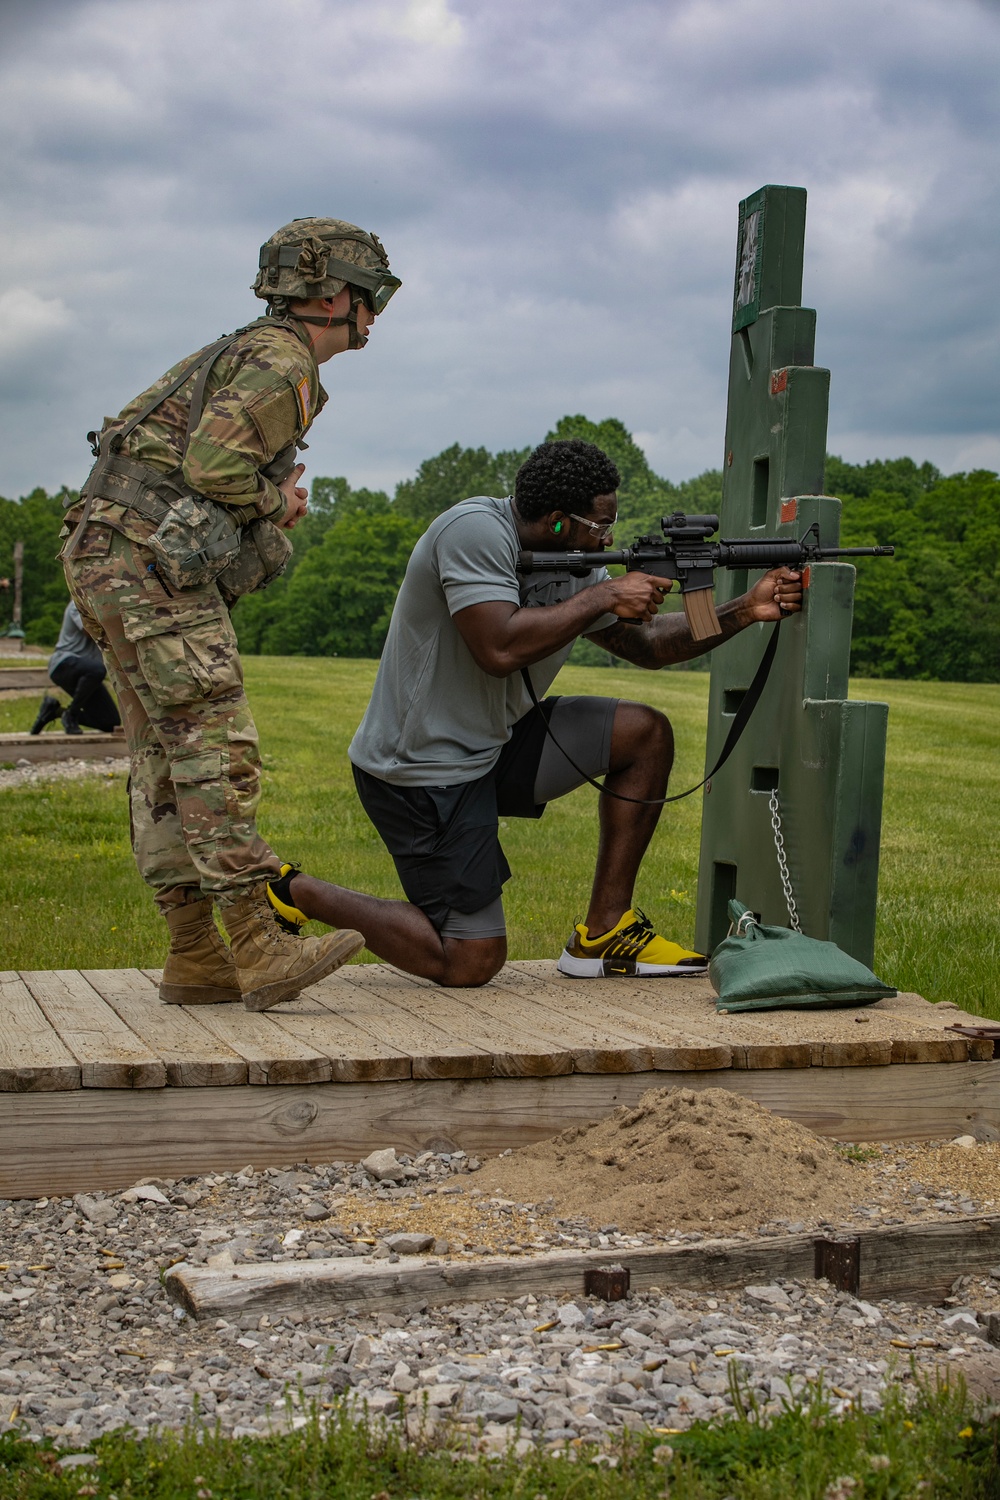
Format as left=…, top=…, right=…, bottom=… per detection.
left=0, top=732, right=129, bottom=763
left=165, top=1216, right=1000, bottom=1322
left=166, top=1237, right=816, bottom=1321
left=0, top=669, right=52, bottom=690
left=856, top=1217, right=1000, bottom=1301
left=0, top=1061, right=997, bottom=1199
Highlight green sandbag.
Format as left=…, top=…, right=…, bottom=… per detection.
left=709, top=899, right=897, bottom=1013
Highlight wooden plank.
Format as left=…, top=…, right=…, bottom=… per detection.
left=166, top=1215, right=1000, bottom=1322
left=483, top=967, right=656, bottom=1073
left=261, top=977, right=412, bottom=1084
left=571, top=986, right=733, bottom=1071
left=514, top=963, right=978, bottom=1068
left=0, top=669, right=51, bottom=690
left=309, top=969, right=492, bottom=1081
left=1, top=1061, right=997, bottom=1199
left=338, top=967, right=572, bottom=1078
left=20, top=970, right=165, bottom=1089
left=887, top=994, right=983, bottom=1029
left=883, top=996, right=987, bottom=1061
left=890, top=1037, right=970, bottom=1064
left=0, top=972, right=81, bottom=1092
left=811, top=1040, right=893, bottom=1067
left=0, top=733, right=129, bottom=764
left=87, top=969, right=247, bottom=1087
left=483, top=965, right=732, bottom=1071
left=503, top=962, right=811, bottom=1070
left=168, top=993, right=334, bottom=1086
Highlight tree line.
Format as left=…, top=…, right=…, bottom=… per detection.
left=1, top=414, right=997, bottom=682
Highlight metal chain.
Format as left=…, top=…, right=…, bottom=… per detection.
left=768, top=787, right=802, bottom=932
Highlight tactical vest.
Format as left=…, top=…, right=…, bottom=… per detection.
left=65, top=321, right=298, bottom=603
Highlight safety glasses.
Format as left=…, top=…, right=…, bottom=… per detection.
left=569, top=513, right=616, bottom=543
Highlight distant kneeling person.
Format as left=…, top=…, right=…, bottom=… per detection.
left=31, top=600, right=122, bottom=736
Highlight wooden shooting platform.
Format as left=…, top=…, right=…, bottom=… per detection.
left=0, top=665, right=128, bottom=762
left=1, top=963, right=998, bottom=1199
left=0, top=667, right=52, bottom=694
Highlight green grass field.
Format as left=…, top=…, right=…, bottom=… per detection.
left=0, top=1378, right=997, bottom=1500
left=2, top=661, right=998, bottom=1017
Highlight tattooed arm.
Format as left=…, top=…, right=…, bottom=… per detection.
left=586, top=566, right=803, bottom=669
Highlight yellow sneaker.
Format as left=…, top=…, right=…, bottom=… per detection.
left=266, top=863, right=308, bottom=934
left=557, top=907, right=707, bottom=977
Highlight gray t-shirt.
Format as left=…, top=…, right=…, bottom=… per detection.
left=349, top=495, right=615, bottom=786
left=49, top=601, right=104, bottom=677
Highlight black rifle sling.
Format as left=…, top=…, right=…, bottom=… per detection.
left=519, top=618, right=782, bottom=807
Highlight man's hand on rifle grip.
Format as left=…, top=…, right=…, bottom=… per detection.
left=601, top=570, right=673, bottom=622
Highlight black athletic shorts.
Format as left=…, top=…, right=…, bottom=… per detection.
left=351, top=695, right=617, bottom=936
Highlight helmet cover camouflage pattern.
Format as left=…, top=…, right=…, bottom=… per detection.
left=253, top=218, right=394, bottom=304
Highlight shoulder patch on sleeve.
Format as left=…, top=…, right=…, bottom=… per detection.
left=294, top=375, right=311, bottom=427
left=245, top=381, right=300, bottom=456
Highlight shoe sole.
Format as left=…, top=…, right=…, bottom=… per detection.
left=557, top=951, right=708, bottom=978
left=242, top=929, right=365, bottom=1011
left=159, top=983, right=243, bottom=1005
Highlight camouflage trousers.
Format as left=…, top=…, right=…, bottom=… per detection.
left=63, top=523, right=280, bottom=911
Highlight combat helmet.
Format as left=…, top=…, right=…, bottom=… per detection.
left=254, top=219, right=400, bottom=346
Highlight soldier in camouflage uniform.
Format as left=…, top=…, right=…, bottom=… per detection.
left=60, top=219, right=401, bottom=1011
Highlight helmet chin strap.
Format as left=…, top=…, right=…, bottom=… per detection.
left=287, top=292, right=368, bottom=349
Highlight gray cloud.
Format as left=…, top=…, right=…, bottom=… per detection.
left=0, top=0, right=998, bottom=503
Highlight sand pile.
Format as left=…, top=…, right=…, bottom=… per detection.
left=477, top=1086, right=857, bottom=1234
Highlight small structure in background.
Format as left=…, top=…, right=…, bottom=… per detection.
left=2, top=540, right=26, bottom=650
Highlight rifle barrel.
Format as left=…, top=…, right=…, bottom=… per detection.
left=516, top=541, right=895, bottom=574
left=815, top=546, right=895, bottom=557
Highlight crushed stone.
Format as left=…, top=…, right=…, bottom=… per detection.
left=2, top=1102, right=1000, bottom=1450
left=0, top=756, right=127, bottom=791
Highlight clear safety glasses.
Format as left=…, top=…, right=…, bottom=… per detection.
left=569, top=513, right=616, bottom=543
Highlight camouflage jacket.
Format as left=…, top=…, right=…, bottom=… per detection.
left=69, top=317, right=326, bottom=539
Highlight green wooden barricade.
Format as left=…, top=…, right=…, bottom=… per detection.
left=693, top=185, right=889, bottom=967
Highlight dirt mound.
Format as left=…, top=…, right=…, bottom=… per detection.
left=476, top=1086, right=857, bottom=1233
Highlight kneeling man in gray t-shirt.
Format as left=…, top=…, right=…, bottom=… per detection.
left=267, top=438, right=802, bottom=986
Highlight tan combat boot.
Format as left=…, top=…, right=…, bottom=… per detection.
left=220, top=882, right=364, bottom=1012
left=159, top=898, right=242, bottom=1005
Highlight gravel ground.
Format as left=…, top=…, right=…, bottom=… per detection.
left=0, top=755, right=127, bottom=790
left=2, top=1144, right=999, bottom=1451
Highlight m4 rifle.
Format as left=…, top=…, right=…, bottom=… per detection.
left=517, top=511, right=894, bottom=641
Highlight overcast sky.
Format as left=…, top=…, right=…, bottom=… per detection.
left=1, top=0, right=998, bottom=502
